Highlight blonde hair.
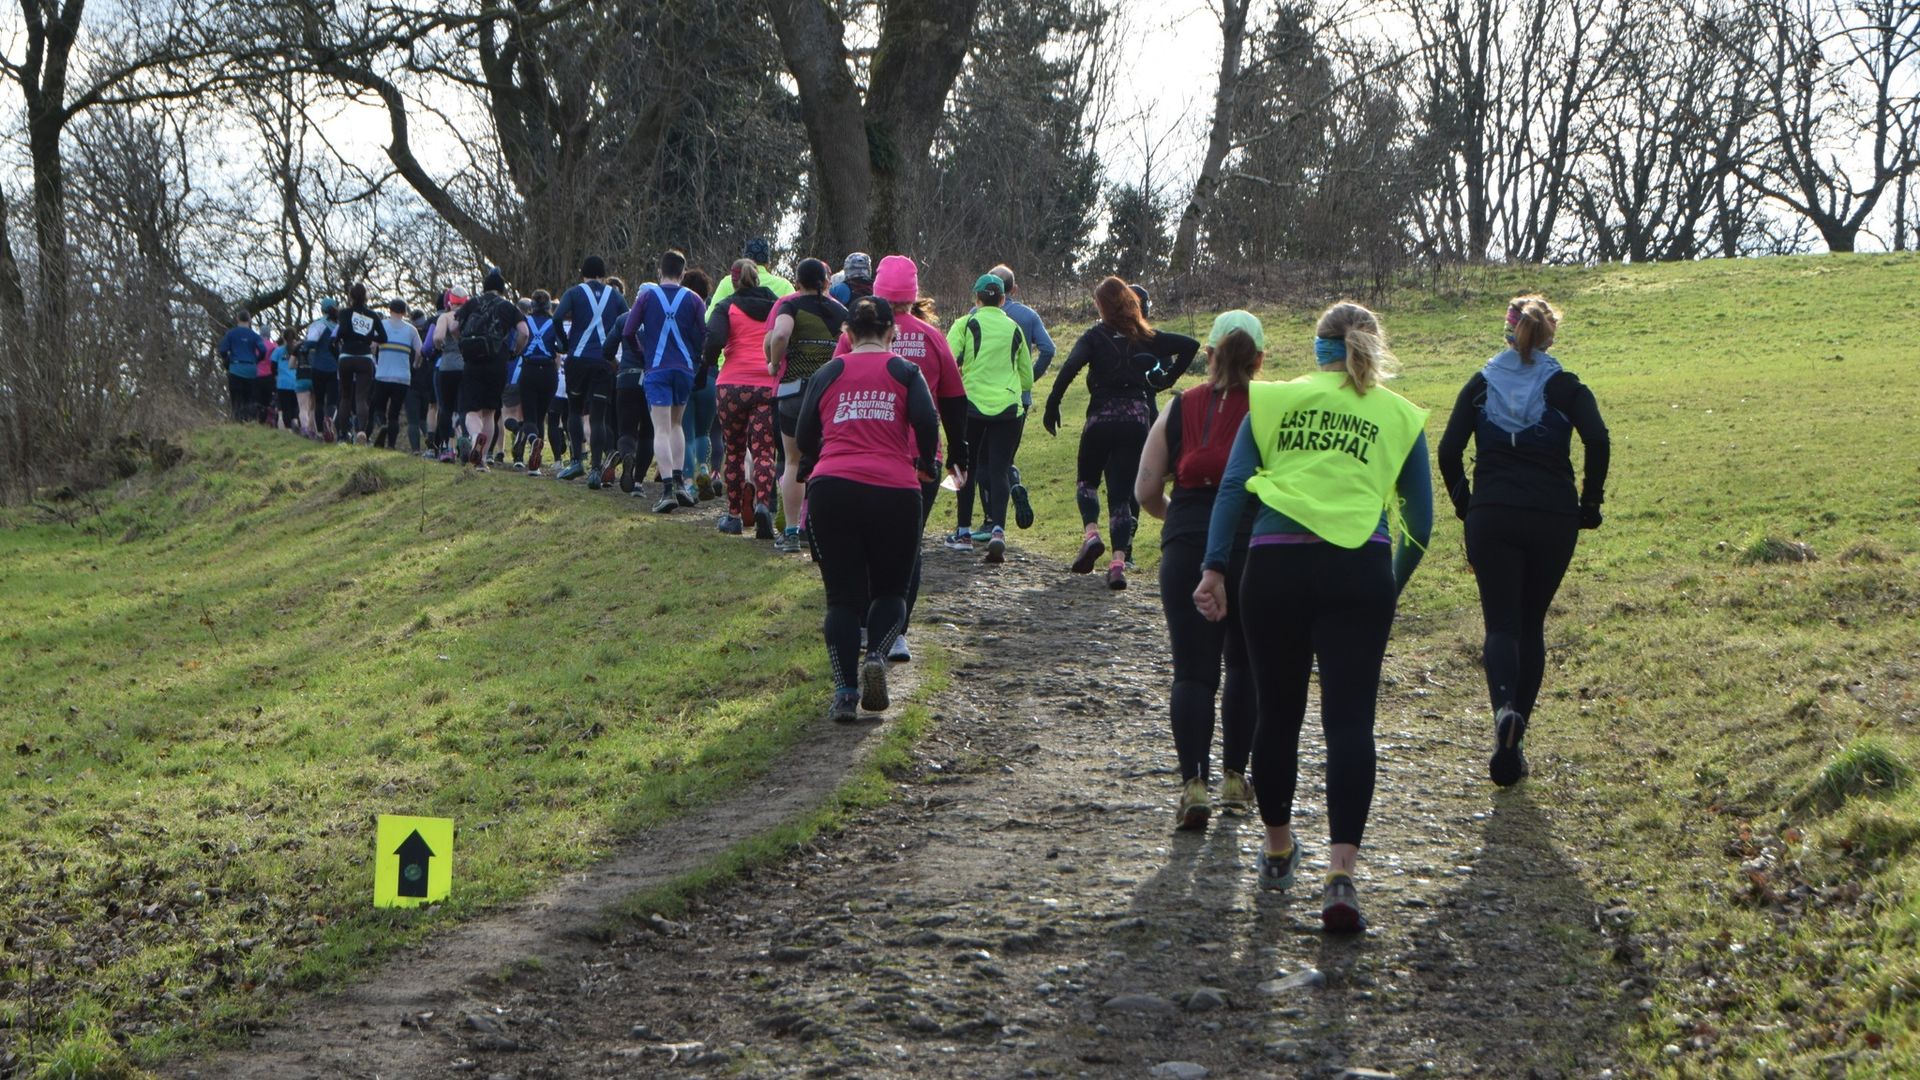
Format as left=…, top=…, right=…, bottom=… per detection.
left=1207, top=331, right=1262, bottom=392
left=1506, top=294, right=1560, bottom=364
left=910, top=297, right=940, bottom=326
left=1314, top=301, right=1397, bottom=395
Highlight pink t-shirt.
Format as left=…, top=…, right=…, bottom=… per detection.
left=810, top=352, right=921, bottom=490
left=834, top=313, right=961, bottom=457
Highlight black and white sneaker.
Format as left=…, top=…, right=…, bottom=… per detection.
left=1490, top=706, right=1529, bottom=787
left=887, top=635, right=911, bottom=664
left=1321, top=873, right=1366, bottom=933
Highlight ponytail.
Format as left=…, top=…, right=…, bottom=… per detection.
left=1207, top=330, right=1262, bottom=392
left=1314, top=301, right=1398, bottom=395
left=1506, top=294, right=1560, bottom=364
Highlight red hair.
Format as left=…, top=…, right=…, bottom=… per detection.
left=1094, top=276, right=1154, bottom=342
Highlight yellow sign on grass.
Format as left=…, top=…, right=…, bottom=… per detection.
left=373, top=814, right=453, bottom=908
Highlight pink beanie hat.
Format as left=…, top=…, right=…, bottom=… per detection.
left=872, top=255, right=920, bottom=304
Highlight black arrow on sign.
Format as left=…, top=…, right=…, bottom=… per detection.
left=394, top=830, right=435, bottom=899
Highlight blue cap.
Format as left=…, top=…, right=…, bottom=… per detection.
left=320, top=297, right=338, bottom=314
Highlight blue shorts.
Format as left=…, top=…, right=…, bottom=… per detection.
left=642, top=367, right=694, bottom=408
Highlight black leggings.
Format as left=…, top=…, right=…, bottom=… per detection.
left=1076, top=419, right=1147, bottom=553
left=226, top=373, right=255, bottom=421
left=1240, top=541, right=1397, bottom=846
left=337, top=356, right=375, bottom=438
left=566, top=359, right=614, bottom=467
left=309, top=371, right=340, bottom=436
left=405, top=384, right=430, bottom=451
left=1160, top=532, right=1253, bottom=783
left=956, top=412, right=1024, bottom=530
left=615, top=386, right=658, bottom=480
left=517, top=361, right=558, bottom=456
left=875, top=480, right=942, bottom=640
left=433, top=369, right=464, bottom=448
left=1465, top=506, right=1579, bottom=721
left=370, top=381, right=408, bottom=447
left=810, top=478, right=921, bottom=690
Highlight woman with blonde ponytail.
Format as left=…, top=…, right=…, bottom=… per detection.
left=1192, top=300, right=1432, bottom=932
left=1437, top=295, right=1610, bottom=788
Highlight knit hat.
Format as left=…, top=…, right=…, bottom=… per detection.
left=483, top=267, right=507, bottom=293
left=744, top=237, right=771, bottom=263
left=580, top=254, right=606, bottom=279
left=1207, top=310, right=1265, bottom=351
left=872, top=255, right=920, bottom=303
left=843, top=252, right=873, bottom=281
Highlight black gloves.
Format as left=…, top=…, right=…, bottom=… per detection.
left=1579, top=502, right=1603, bottom=530
left=1449, top=480, right=1471, bottom=521
left=1043, top=402, right=1062, bottom=437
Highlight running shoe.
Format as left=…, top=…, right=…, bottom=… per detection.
left=1321, top=873, right=1367, bottom=933
left=436, top=449, right=456, bottom=464
left=616, top=447, right=637, bottom=493
left=356, top=432, right=369, bottom=447
left=1220, top=770, right=1255, bottom=813
left=943, top=528, right=974, bottom=552
left=676, top=481, right=697, bottom=508
left=971, top=527, right=993, bottom=543
left=652, top=494, right=677, bottom=514
left=773, top=528, right=799, bottom=554
left=473, top=460, right=491, bottom=474
left=1070, top=533, right=1106, bottom=574
left=511, top=459, right=527, bottom=472
left=887, top=635, right=912, bottom=664
left=716, top=513, right=743, bottom=535
left=695, top=470, right=717, bottom=501
left=556, top=459, right=586, bottom=481
left=753, top=503, right=776, bottom=540
left=1256, top=841, right=1302, bottom=891
left=859, top=655, right=890, bottom=712
left=586, top=464, right=602, bottom=490
left=1107, top=562, right=1127, bottom=591
left=455, top=433, right=470, bottom=463
left=1009, top=466, right=1035, bottom=529
left=827, top=688, right=860, bottom=724
left=983, top=527, right=1006, bottom=564
left=1490, top=706, right=1529, bottom=787
left=526, top=436, right=543, bottom=473
left=1176, top=777, right=1210, bottom=832
left=599, top=456, right=620, bottom=488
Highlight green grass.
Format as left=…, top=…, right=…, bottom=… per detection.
left=0, top=428, right=842, bottom=1073
left=1026, top=252, right=1920, bottom=1074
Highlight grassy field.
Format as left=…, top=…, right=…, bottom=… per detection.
left=1023, top=252, right=1920, bottom=1075
left=4, top=252, right=1917, bottom=1077
left=0, top=432, right=861, bottom=1074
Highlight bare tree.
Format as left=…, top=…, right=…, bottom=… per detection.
left=1168, top=0, right=1254, bottom=281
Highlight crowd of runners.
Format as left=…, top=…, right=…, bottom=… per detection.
left=215, top=243, right=1610, bottom=934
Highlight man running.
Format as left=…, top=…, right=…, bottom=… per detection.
left=333, top=284, right=388, bottom=445
left=989, top=264, right=1055, bottom=531
left=299, top=299, right=341, bottom=441
left=553, top=256, right=628, bottom=486
left=219, top=310, right=267, bottom=422
left=454, top=269, right=529, bottom=470
left=510, top=290, right=564, bottom=473
left=829, top=253, right=874, bottom=305
left=372, top=299, right=420, bottom=449
left=620, top=249, right=708, bottom=512
left=945, top=274, right=1033, bottom=564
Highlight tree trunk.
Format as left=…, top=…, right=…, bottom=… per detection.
left=1168, top=0, right=1250, bottom=281
left=766, top=0, right=872, bottom=256
left=864, top=0, right=981, bottom=252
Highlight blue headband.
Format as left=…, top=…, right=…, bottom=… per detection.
left=1315, top=335, right=1347, bottom=365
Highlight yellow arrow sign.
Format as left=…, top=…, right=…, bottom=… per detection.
left=373, top=814, right=454, bottom=909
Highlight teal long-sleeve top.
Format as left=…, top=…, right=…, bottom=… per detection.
left=1203, top=418, right=1433, bottom=591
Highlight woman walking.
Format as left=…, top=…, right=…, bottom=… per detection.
left=1044, top=277, right=1199, bottom=589
left=1437, top=295, right=1609, bottom=786
left=1136, top=311, right=1263, bottom=830
left=794, top=297, right=938, bottom=722
left=1194, top=301, right=1432, bottom=932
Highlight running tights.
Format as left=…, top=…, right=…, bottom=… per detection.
left=717, top=384, right=777, bottom=520
left=309, top=372, right=339, bottom=438
left=615, top=387, right=657, bottom=481
left=405, top=386, right=430, bottom=451
left=1160, top=533, right=1253, bottom=783
left=682, top=372, right=718, bottom=477
left=370, top=381, right=408, bottom=448
left=226, top=374, right=255, bottom=421
left=336, top=356, right=375, bottom=439
left=809, top=478, right=920, bottom=690
left=1240, top=541, right=1397, bottom=846
left=1076, top=419, right=1147, bottom=554
left=517, top=361, right=559, bottom=461
left=433, top=370, right=464, bottom=448
left=956, top=413, right=1023, bottom=530
left=1464, top=505, right=1579, bottom=721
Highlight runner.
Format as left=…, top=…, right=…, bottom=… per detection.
left=710, top=236, right=795, bottom=308
left=219, top=310, right=267, bottom=422
left=763, top=258, right=849, bottom=553
left=510, top=290, right=564, bottom=474
left=1192, top=300, right=1432, bottom=932
left=371, top=299, right=420, bottom=449
left=945, top=274, right=1033, bottom=564
left=1044, top=276, right=1199, bottom=589
left=454, top=269, right=529, bottom=471
left=704, top=259, right=782, bottom=537
left=1136, top=311, right=1263, bottom=830
left=430, top=291, right=467, bottom=461
left=271, top=334, right=306, bottom=434
left=828, top=253, right=873, bottom=305
left=1437, top=294, right=1610, bottom=787
left=793, top=296, right=939, bottom=721
left=620, top=249, right=708, bottom=512
left=406, top=300, right=437, bottom=454
left=676, top=268, right=721, bottom=500
left=253, top=326, right=278, bottom=427
left=987, top=264, right=1055, bottom=530
left=553, top=256, right=628, bottom=487
left=833, top=255, right=970, bottom=663
left=301, top=298, right=341, bottom=442
left=333, top=284, right=388, bottom=446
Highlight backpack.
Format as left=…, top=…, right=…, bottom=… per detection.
left=457, top=295, right=519, bottom=365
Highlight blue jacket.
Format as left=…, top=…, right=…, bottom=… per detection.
left=555, top=281, right=628, bottom=362
left=220, top=326, right=266, bottom=378
left=1005, top=300, right=1056, bottom=377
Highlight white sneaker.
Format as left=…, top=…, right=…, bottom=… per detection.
left=887, top=635, right=911, bottom=663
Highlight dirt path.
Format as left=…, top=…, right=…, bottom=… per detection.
left=175, top=500, right=1637, bottom=1080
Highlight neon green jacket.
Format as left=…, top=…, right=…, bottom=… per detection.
left=947, top=305, right=1033, bottom=418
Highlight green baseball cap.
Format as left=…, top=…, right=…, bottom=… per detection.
left=973, top=273, right=1006, bottom=295
left=1207, top=309, right=1265, bottom=351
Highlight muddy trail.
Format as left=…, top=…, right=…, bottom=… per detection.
left=175, top=497, right=1637, bottom=1080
